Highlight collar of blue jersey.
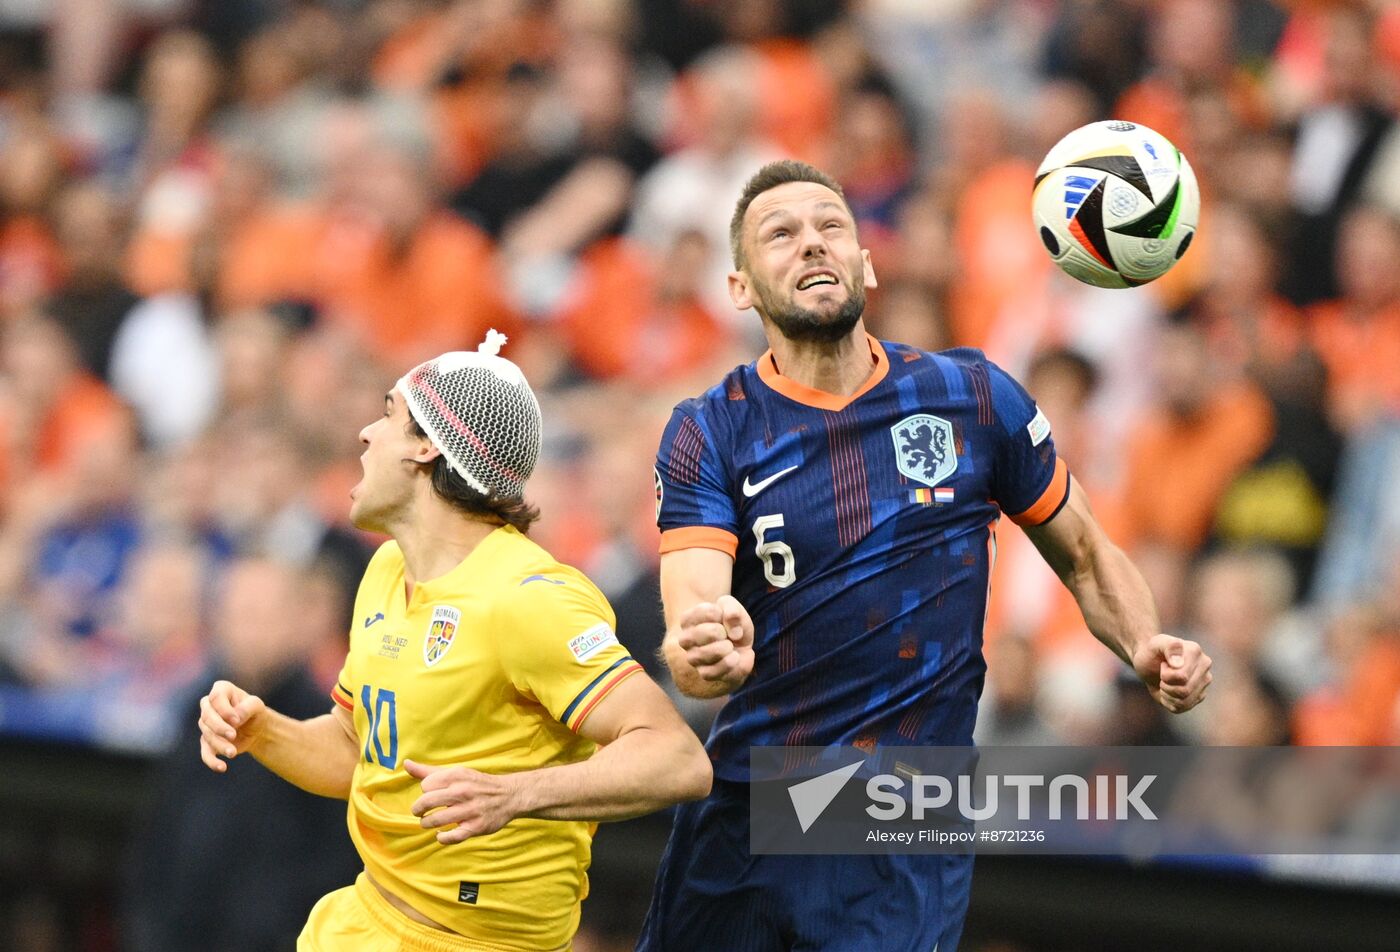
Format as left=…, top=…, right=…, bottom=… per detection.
left=756, top=332, right=889, bottom=412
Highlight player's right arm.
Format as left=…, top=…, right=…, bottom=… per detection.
left=659, top=547, right=754, bottom=698
left=197, top=679, right=360, bottom=799
left=654, top=402, right=752, bottom=699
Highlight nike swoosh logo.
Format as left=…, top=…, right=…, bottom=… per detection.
left=364, top=613, right=385, bottom=628
left=742, top=465, right=799, bottom=497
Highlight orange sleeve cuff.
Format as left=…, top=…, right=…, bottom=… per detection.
left=1010, top=458, right=1071, bottom=527
left=659, top=526, right=739, bottom=558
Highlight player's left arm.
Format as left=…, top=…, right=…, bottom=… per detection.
left=406, top=673, right=711, bottom=843
left=1022, top=478, right=1213, bottom=713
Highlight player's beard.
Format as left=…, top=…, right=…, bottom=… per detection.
left=753, top=277, right=866, bottom=344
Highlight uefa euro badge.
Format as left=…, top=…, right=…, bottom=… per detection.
left=891, top=414, right=958, bottom=488
left=424, top=605, right=462, bottom=667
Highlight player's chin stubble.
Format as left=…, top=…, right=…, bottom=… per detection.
left=757, top=281, right=866, bottom=344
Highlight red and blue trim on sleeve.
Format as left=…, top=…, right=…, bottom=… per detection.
left=331, top=681, right=354, bottom=711
left=560, top=657, right=645, bottom=731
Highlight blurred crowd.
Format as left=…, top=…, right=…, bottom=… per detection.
left=0, top=0, right=1388, bottom=946
left=1, top=0, right=1399, bottom=754
left=0, top=0, right=1398, bottom=946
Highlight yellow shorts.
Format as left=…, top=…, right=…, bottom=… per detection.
left=298, top=872, right=558, bottom=952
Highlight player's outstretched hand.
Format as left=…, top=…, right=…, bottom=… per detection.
left=677, top=594, right=755, bottom=689
left=1131, top=634, right=1212, bottom=714
left=198, top=679, right=267, bottom=772
left=406, top=759, right=521, bottom=844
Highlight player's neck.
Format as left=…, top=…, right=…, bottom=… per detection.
left=765, top=324, right=875, bottom=396
left=392, top=501, right=500, bottom=590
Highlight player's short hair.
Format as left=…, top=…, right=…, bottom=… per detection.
left=729, top=159, right=851, bottom=269
left=396, top=332, right=542, bottom=533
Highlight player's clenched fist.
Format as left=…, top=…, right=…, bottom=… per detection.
left=677, top=594, right=754, bottom=689
left=1132, top=634, right=1213, bottom=714
left=198, top=679, right=267, bottom=772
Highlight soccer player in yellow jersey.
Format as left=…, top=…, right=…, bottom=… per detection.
left=197, top=332, right=711, bottom=951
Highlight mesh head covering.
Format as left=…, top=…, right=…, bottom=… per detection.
left=396, top=330, right=541, bottom=500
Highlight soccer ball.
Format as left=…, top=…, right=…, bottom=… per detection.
left=1032, top=120, right=1200, bottom=289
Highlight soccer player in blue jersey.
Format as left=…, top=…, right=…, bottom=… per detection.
left=638, top=160, right=1214, bottom=952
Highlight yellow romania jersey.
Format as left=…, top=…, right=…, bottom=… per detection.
left=330, top=526, right=644, bottom=950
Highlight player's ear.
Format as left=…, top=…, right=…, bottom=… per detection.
left=728, top=269, right=754, bottom=311
left=405, top=438, right=441, bottom=466
left=862, top=248, right=877, bottom=290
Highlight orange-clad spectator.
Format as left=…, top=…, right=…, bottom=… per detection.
left=1379, top=5, right=1400, bottom=83
left=950, top=154, right=1049, bottom=350
left=1120, top=322, right=1274, bottom=552
left=216, top=203, right=322, bottom=308
left=1294, top=607, right=1400, bottom=746
left=942, top=91, right=1051, bottom=351
left=371, top=0, right=557, bottom=93
left=0, top=214, right=64, bottom=317
left=985, top=348, right=1128, bottom=660
left=1272, top=1, right=1399, bottom=120
left=750, top=38, right=836, bottom=165
left=310, top=140, right=517, bottom=369
left=1110, top=1, right=1239, bottom=315
left=676, top=0, right=833, bottom=164
left=370, top=1, right=465, bottom=92
left=434, top=77, right=514, bottom=189
left=1306, top=205, right=1400, bottom=432
left=0, top=316, right=131, bottom=515
left=1270, top=4, right=1332, bottom=118
left=0, top=120, right=66, bottom=317
left=373, top=1, right=558, bottom=188
left=1113, top=0, right=1269, bottom=159
left=126, top=146, right=320, bottom=307
left=554, top=233, right=735, bottom=387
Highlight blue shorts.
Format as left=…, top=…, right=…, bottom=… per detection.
left=637, top=779, right=973, bottom=952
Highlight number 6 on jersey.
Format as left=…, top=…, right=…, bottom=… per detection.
left=752, top=514, right=795, bottom=588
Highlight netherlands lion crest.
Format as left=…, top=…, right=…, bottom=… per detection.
left=891, top=413, right=957, bottom=488
left=424, top=604, right=462, bottom=667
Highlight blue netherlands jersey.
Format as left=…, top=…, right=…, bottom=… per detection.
left=654, top=334, right=1070, bottom=782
